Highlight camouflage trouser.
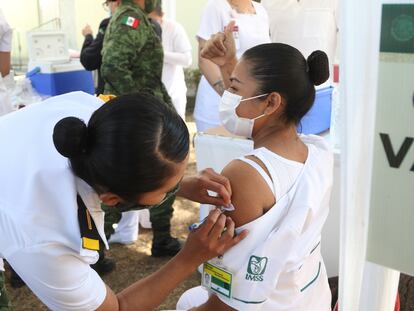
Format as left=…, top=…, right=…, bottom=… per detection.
left=103, top=195, right=175, bottom=243
left=0, top=272, right=12, bottom=311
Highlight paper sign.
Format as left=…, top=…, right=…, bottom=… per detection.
left=367, top=3, right=414, bottom=276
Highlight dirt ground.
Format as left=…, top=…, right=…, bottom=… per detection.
left=4, top=121, right=201, bottom=311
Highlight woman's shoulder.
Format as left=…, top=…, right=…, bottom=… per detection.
left=221, top=158, right=275, bottom=227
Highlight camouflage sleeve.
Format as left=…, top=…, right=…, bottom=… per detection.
left=101, top=16, right=148, bottom=95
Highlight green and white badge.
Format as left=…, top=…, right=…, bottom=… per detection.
left=202, top=262, right=233, bottom=298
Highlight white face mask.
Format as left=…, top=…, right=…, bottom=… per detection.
left=219, top=90, right=268, bottom=138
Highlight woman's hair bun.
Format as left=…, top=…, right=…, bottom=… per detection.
left=53, top=117, right=88, bottom=158
left=307, top=50, right=330, bottom=86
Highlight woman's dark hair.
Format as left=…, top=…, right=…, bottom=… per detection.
left=242, top=43, right=330, bottom=124
left=53, top=93, right=189, bottom=201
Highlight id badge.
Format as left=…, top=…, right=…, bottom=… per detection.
left=202, top=262, right=233, bottom=299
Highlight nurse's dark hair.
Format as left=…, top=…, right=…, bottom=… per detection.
left=52, top=93, right=189, bottom=201
left=242, top=43, right=330, bottom=124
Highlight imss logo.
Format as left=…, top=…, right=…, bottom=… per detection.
left=246, top=256, right=268, bottom=282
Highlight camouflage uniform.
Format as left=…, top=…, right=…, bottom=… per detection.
left=101, top=0, right=171, bottom=105
left=0, top=271, right=12, bottom=311
left=101, top=0, right=177, bottom=250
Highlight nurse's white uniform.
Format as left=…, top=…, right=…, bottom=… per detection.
left=194, top=0, right=270, bottom=132
left=178, top=135, right=333, bottom=310
left=0, top=92, right=108, bottom=310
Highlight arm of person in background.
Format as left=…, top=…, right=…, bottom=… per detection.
left=196, top=0, right=230, bottom=96
left=98, top=209, right=248, bottom=311
left=0, top=10, right=12, bottom=77
left=198, top=38, right=226, bottom=96
left=100, top=16, right=146, bottom=95
left=163, top=22, right=192, bottom=68
left=0, top=51, right=10, bottom=77
left=80, top=19, right=110, bottom=71
left=201, top=21, right=238, bottom=91
left=164, top=50, right=192, bottom=67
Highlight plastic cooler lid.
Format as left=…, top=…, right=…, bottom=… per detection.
left=27, top=31, right=70, bottom=64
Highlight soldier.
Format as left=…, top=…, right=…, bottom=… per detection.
left=101, top=0, right=170, bottom=104
left=101, top=0, right=181, bottom=257
left=80, top=0, right=162, bottom=96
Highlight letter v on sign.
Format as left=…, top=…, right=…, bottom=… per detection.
left=379, top=133, right=414, bottom=170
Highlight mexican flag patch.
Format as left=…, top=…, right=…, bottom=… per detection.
left=121, top=16, right=140, bottom=29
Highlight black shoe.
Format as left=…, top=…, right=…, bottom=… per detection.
left=91, top=257, right=116, bottom=276
left=151, top=237, right=183, bottom=257
left=10, top=268, right=25, bottom=289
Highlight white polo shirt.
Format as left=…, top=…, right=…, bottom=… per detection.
left=0, top=92, right=108, bottom=310
left=194, top=0, right=271, bottom=128
left=261, top=0, right=338, bottom=85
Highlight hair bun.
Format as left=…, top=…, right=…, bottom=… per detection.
left=307, top=50, right=330, bottom=86
left=53, top=117, right=88, bottom=158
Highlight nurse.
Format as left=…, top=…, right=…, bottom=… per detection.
left=177, top=23, right=333, bottom=310
left=0, top=91, right=247, bottom=310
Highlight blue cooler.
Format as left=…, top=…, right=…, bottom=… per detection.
left=26, top=31, right=94, bottom=96
left=297, top=86, right=333, bottom=134
left=27, top=61, right=94, bottom=96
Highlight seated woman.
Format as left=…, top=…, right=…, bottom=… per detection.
left=177, top=22, right=333, bottom=311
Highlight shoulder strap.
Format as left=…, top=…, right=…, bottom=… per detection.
left=237, top=157, right=276, bottom=197
left=77, top=195, right=101, bottom=251
left=246, top=149, right=283, bottom=199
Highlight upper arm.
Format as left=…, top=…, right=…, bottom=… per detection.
left=174, top=24, right=192, bottom=54
left=221, top=160, right=275, bottom=227
left=80, top=35, right=103, bottom=71
left=101, top=18, right=146, bottom=79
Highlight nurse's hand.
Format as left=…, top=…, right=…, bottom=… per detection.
left=201, top=20, right=237, bottom=67
left=180, top=209, right=248, bottom=265
left=178, top=168, right=232, bottom=206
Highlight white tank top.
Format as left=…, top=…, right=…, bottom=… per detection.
left=204, top=135, right=333, bottom=311
left=238, top=147, right=304, bottom=201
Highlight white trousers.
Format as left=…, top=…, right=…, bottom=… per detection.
left=109, top=210, right=151, bottom=244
